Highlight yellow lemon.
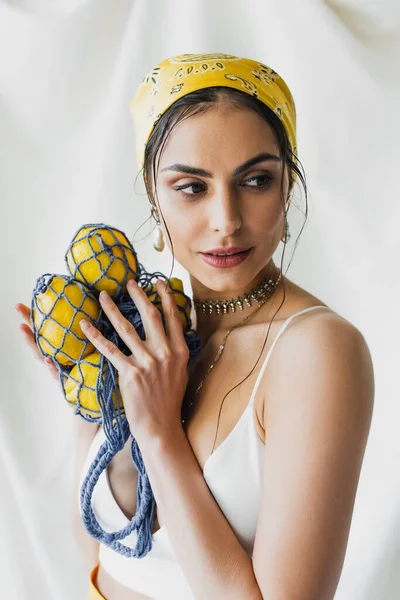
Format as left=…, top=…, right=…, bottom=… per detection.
left=32, top=275, right=101, bottom=366
left=144, top=277, right=192, bottom=330
left=65, top=225, right=138, bottom=297
left=169, top=277, right=192, bottom=329
left=64, top=351, right=124, bottom=419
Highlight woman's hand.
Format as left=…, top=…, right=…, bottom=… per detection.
left=14, top=303, right=62, bottom=382
left=78, top=279, right=190, bottom=444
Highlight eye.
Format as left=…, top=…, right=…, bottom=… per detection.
left=242, top=174, right=274, bottom=189
left=173, top=181, right=206, bottom=199
left=173, top=173, right=274, bottom=200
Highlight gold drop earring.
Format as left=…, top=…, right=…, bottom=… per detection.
left=151, top=206, right=165, bottom=252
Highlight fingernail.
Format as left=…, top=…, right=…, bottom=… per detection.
left=80, top=319, right=90, bottom=329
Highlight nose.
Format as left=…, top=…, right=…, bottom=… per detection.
left=209, top=186, right=242, bottom=235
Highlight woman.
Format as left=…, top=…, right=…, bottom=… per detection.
left=15, top=53, right=374, bottom=600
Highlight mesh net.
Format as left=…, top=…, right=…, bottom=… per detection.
left=30, top=223, right=202, bottom=557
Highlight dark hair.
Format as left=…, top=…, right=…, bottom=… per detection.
left=132, top=86, right=309, bottom=447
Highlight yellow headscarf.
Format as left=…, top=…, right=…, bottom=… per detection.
left=129, top=53, right=297, bottom=186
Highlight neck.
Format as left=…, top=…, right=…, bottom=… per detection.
left=190, top=262, right=283, bottom=343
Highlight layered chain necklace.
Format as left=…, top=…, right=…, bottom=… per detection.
left=182, top=270, right=282, bottom=424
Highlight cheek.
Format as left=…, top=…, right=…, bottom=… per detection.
left=158, top=206, right=198, bottom=254
left=251, top=195, right=284, bottom=233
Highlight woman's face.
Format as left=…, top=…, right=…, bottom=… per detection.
left=153, top=102, right=290, bottom=299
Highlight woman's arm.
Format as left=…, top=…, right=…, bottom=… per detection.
left=252, top=314, right=375, bottom=599
left=71, top=416, right=101, bottom=572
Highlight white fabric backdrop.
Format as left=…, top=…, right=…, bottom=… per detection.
left=1, top=0, right=399, bottom=598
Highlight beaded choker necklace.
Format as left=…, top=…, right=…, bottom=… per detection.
left=192, top=271, right=282, bottom=316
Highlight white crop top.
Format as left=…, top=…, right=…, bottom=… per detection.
left=78, top=305, right=327, bottom=599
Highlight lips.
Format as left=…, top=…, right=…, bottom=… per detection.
left=203, top=247, right=251, bottom=256
left=207, top=251, right=245, bottom=256
left=200, top=247, right=253, bottom=268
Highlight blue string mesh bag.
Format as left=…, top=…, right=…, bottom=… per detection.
left=30, top=223, right=203, bottom=557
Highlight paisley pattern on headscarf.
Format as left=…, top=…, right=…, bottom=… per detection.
left=129, top=53, right=297, bottom=185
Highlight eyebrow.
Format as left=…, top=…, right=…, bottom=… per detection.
left=160, top=152, right=282, bottom=177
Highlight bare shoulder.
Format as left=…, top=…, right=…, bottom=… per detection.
left=276, top=303, right=373, bottom=369
left=265, top=304, right=375, bottom=426
left=269, top=276, right=373, bottom=381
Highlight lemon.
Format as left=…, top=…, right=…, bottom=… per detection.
left=65, top=224, right=138, bottom=298
left=64, top=351, right=124, bottom=419
left=31, top=274, right=101, bottom=366
left=144, top=277, right=192, bottom=330
left=170, top=277, right=192, bottom=329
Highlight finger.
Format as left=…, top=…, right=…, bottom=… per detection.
left=125, top=280, right=168, bottom=347
left=43, top=357, right=67, bottom=384
left=14, top=303, right=30, bottom=314
left=19, top=325, right=55, bottom=373
left=16, top=306, right=57, bottom=364
left=18, top=323, right=44, bottom=361
left=14, top=303, right=33, bottom=327
left=18, top=324, right=61, bottom=380
left=98, top=290, right=143, bottom=354
left=79, top=319, right=129, bottom=371
left=44, top=357, right=62, bottom=381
